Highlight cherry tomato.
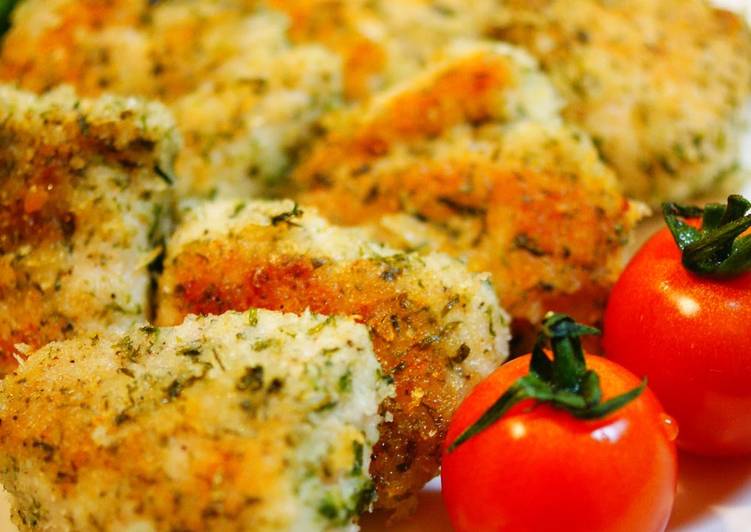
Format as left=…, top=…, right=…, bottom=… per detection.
left=441, top=354, right=677, bottom=532
left=604, top=225, right=751, bottom=455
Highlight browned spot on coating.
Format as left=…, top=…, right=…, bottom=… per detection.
left=0, top=1, right=143, bottom=94
left=0, top=165, right=75, bottom=253
left=298, top=157, right=631, bottom=329
left=294, top=53, right=510, bottom=178
left=0, top=94, right=166, bottom=373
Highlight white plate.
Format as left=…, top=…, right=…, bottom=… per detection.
left=360, top=453, right=751, bottom=532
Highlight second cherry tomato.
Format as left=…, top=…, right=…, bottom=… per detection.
left=604, top=196, right=751, bottom=456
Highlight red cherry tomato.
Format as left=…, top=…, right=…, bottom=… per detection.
left=441, top=354, right=677, bottom=532
left=604, top=226, right=751, bottom=455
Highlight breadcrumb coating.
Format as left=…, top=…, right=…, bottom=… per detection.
left=0, top=310, right=390, bottom=531
left=264, top=0, right=751, bottom=202
left=157, top=198, right=509, bottom=517
left=261, top=0, right=499, bottom=99
left=490, top=0, right=751, bottom=203
left=291, top=43, right=644, bottom=344
left=3, top=0, right=747, bottom=202
left=0, top=0, right=343, bottom=198
left=0, top=85, right=177, bottom=375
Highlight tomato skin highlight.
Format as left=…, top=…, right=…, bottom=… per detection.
left=441, top=355, right=677, bottom=532
left=604, top=227, right=751, bottom=456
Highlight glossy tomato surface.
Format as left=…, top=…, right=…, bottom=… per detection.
left=604, top=227, right=751, bottom=456
left=441, top=355, right=677, bottom=532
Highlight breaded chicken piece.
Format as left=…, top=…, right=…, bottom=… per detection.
left=0, top=85, right=177, bottom=375
left=291, top=43, right=645, bottom=346
left=491, top=0, right=751, bottom=203
left=157, top=199, right=510, bottom=517
left=257, top=0, right=751, bottom=202
left=259, top=0, right=500, bottom=99
left=0, top=1, right=342, bottom=198
left=0, top=310, right=391, bottom=531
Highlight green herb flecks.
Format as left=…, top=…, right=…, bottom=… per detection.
left=114, top=336, right=139, bottom=363
left=353, top=480, right=376, bottom=515
left=178, top=345, right=202, bottom=358
left=314, top=400, right=338, bottom=413
left=448, top=313, right=645, bottom=452
left=139, top=325, right=158, bottom=335
left=252, top=338, right=278, bottom=351
left=338, top=369, right=352, bottom=393
left=270, top=203, right=303, bottom=226
left=230, top=201, right=246, bottom=218
left=154, top=164, right=175, bottom=186
left=236, top=366, right=264, bottom=392
left=247, top=308, right=259, bottom=327
left=317, top=479, right=375, bottom=524
left=449, top=343, right=471, bottom=365
left=318, top=496, right=340, bottom=521
left=308, top=315, right=336, bottom=335
left=351, top=440, right=364, bottom=475
left=164, top=379, right=183, bottom=401
left=513, top=233, right=548, bottom=257
left=663, top=194, right=751, bottom=278
left=163, top=363, right=212, bottom=402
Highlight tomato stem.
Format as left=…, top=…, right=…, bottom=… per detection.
left=447, top=313, right=645, bottom=452
left=663, top=194, right=751, bottom=278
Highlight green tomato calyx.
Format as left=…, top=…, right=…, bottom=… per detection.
left=663, top=194, right=751, bottom=278
left=447, top=313, right=645, bottom=452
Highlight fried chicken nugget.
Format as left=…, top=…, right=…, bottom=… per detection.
left=0, top=0, right=343, bottom=198
left=0, top=85, right=177, bottom=375
left=157, top=198, right=510, bottom=516
left=259, top=0, right=499, bottom=99
left=0, top=310, right=391, bottom=530
left=291, top=42, right=645, bottom=344
left=491, top=0, right=751, bottom=203
left=258, top=0, right=751, bottom=203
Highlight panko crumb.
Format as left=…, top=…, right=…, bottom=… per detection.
left=259, top=0, right=751, bottom=202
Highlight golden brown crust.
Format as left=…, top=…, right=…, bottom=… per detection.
left=157, top=200, right=508, bottom=516
left=294, top=51, right=511, bottom=173
left=163, top=247, right=460, bottom=514
left=0, top=1, right=147, bottom=95
left=0, top=0, right=343, bottom=198
left=291, top=45, right=643, bottom=342
left=298, top=155, right=635, bottom=330
left=0, top=310, right=387, bottom=530
left=266, top=0, right=385, bottom=100
left=0, top=86, right=177, bottom=374
left=262, top=0, right=500, bottom=100
left=264, top=0, right=751, bottom=201
left=6, top=0, right=746, bottom=202
left=491, top=0, right=751, bottom=203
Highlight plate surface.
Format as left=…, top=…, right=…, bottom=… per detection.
left=360, top=453, right=751, bottom=532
